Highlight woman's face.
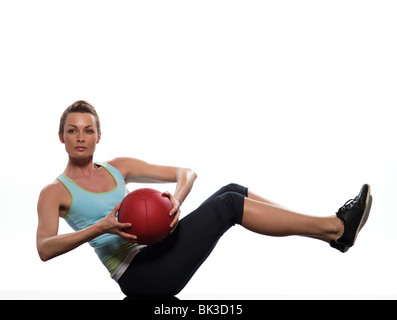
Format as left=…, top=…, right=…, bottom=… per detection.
left=59, top=112, right=101, bottom=160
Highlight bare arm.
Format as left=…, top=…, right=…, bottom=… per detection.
left=109, top=157, right=197, bottom=231
left=109, top=157, right=197, bottom=206
left=36, top=183, right=135, bottom=262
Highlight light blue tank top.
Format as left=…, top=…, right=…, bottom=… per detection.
left=56, top=162, right=141, bottom=278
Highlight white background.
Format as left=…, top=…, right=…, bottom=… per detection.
left=0, top=0, right=396, bottom=299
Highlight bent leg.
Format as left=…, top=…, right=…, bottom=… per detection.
left=118, top=190, right=245, bottom=297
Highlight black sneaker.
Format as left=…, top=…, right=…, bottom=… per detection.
left=330, top=184, right=373, bottom=253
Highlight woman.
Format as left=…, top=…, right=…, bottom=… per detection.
left=36, top=100, right=372, bottom=297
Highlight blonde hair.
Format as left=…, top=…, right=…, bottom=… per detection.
left=59, top=100, right=101, bottom=135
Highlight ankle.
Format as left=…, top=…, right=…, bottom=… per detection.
left=328, top=216, right=344, bottom=241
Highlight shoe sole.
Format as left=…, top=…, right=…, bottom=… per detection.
left=352, top=185, right=373, bottom=246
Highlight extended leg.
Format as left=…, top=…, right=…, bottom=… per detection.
left=242, top=197, right=344, bottom=242
left=243, top=184, right=372, bottom=251
left=202, top=185, right=344, bottom=243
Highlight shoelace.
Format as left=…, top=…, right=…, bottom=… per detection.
left=338, top=199, right=355, bottom=212
left=338, top=192, right=361, bottom=213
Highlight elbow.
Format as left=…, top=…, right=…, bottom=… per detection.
left=37, top=244, right=53, bottom=262
left=38, top=251, right=49, bottom=262
left=38, top=248, right=50, bottom=262
left=186, top=168, right=197, bottom=181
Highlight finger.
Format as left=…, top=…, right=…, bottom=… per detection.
left=162, top=192, right=177, bottom=211
left=119, top=231, right=138, bottom=241
left=171, top=211, right=179, bottom=225
left=169, top=201, right=180, bottom=217
left=170, top=209, right=180, bottom=228
left=169, top=205, right=178, bottom=216
left=169, top=221, right=179, bottom=234
left=118, top=222, right=132, bottom=229
left=110, top=203, right=121, bottom=216
left=162, top=191, right=171, bottom=198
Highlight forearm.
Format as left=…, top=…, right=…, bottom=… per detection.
left=173, top=168, right=197, bottom=205
left=37, top=223, right=103, bottom=262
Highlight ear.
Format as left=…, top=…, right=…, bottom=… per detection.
left=59, top=132, right=65, bottom=144
left=96, top=131, right=101, bottom=144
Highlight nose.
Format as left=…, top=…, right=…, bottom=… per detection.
left=77, top=133, right=85, bottom=143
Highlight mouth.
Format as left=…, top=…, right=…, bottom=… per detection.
left=75, top=146, right=87, bottom=152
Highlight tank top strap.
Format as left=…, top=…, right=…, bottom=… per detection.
left=56, top=173, right=80, bottom=195
left=95, top=162, right=126, bottom=188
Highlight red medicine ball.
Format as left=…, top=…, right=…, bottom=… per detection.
left=118, top=188, right=173, bottom=245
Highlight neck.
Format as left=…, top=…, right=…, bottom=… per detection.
left=64, top=156, right=98, bottom=178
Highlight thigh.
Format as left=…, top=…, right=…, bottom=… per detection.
left=118, top=189, right=246, bottom=297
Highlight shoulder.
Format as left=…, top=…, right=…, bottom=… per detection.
left=38, top=179, right=72, bottom=218
left=40, top=179, right=64, bottom=196
left=38, top=179, right=69, bottom=206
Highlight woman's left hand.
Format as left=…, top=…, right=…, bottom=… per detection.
left=162, top=191, right=181, bottom=234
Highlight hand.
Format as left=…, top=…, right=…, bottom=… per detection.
left=97, top=203, right=138, bottom=244
left=162, top=191, right=181, bottom=234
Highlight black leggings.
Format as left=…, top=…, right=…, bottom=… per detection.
left=118, top=183, right=248, bottom=297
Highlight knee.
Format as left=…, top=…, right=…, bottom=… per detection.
left=221, top=183, right=247, bottom=195
left=212, top=191, right=245, bottom=225
left=223, top=183, right=241, bottom=191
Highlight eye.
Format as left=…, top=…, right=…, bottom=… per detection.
left=68, top=129, right=76, bottom=134
left=86, top=129, right=94, bottom=134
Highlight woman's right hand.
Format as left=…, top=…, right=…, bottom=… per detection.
left=97, top=203, right=138, bottom=244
